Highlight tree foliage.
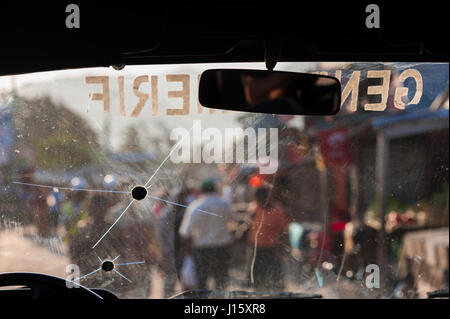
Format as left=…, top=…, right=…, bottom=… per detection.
left=13, top=95, right=102, bottom=169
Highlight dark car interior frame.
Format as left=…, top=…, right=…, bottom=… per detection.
left=0, top=2, right=447, bottom=77
left=0, top=0, right=447, bottom=299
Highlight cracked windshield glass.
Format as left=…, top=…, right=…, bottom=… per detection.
left=0, top=62, right=448, bottom=298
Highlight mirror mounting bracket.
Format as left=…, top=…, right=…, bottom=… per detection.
left=264, top=40, right=282, bottom=71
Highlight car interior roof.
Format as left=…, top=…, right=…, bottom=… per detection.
left=0, top=2, right=447, bottom=76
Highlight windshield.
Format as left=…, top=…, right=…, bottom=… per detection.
left=0, top=62, right=448, bottom=299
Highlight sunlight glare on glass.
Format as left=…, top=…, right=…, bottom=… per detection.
left=70, top=177, right=81, bottom=187
left=104, top=174, right=114, bottom=184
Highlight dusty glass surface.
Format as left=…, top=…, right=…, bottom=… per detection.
left=0, top=62, right=448, bottom=298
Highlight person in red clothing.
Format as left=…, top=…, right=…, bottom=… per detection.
left=247, top=186, right=290, bottom=291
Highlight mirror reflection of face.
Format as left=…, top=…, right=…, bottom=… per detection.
left=240, top=73, right=296, bottom=106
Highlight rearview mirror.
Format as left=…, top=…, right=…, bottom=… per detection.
left=199, top=69, right=341, bottom=115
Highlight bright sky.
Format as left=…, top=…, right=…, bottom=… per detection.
left=0, top=62, right=317, bottom=150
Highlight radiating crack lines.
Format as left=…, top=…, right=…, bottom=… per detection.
left=11, top=123, right=222, bottom=254
left=93, top=126, right=193, bottom=248
left=73, top=255, right=144, bottom=283
left=92, top=199, right=135, bottom=248
left=146, top=194, right=223, bottom=218
left=12, top=181, right=130, bottom=194
left=74, top=268, right=101, bottom=282
left=143, top=126, right=193, bottom=188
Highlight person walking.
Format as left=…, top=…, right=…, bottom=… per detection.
left=247, top=186, right=290, bottom=291
left=179, top=179, right=234, bottom=290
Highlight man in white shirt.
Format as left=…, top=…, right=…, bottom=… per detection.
left=179, top=179, right=234, bottom=290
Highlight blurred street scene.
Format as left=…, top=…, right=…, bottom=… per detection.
left=0, top=62, right=448, bottom=298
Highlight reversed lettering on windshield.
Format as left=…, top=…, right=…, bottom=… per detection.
left=85, top=68, right=423, bottom=117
